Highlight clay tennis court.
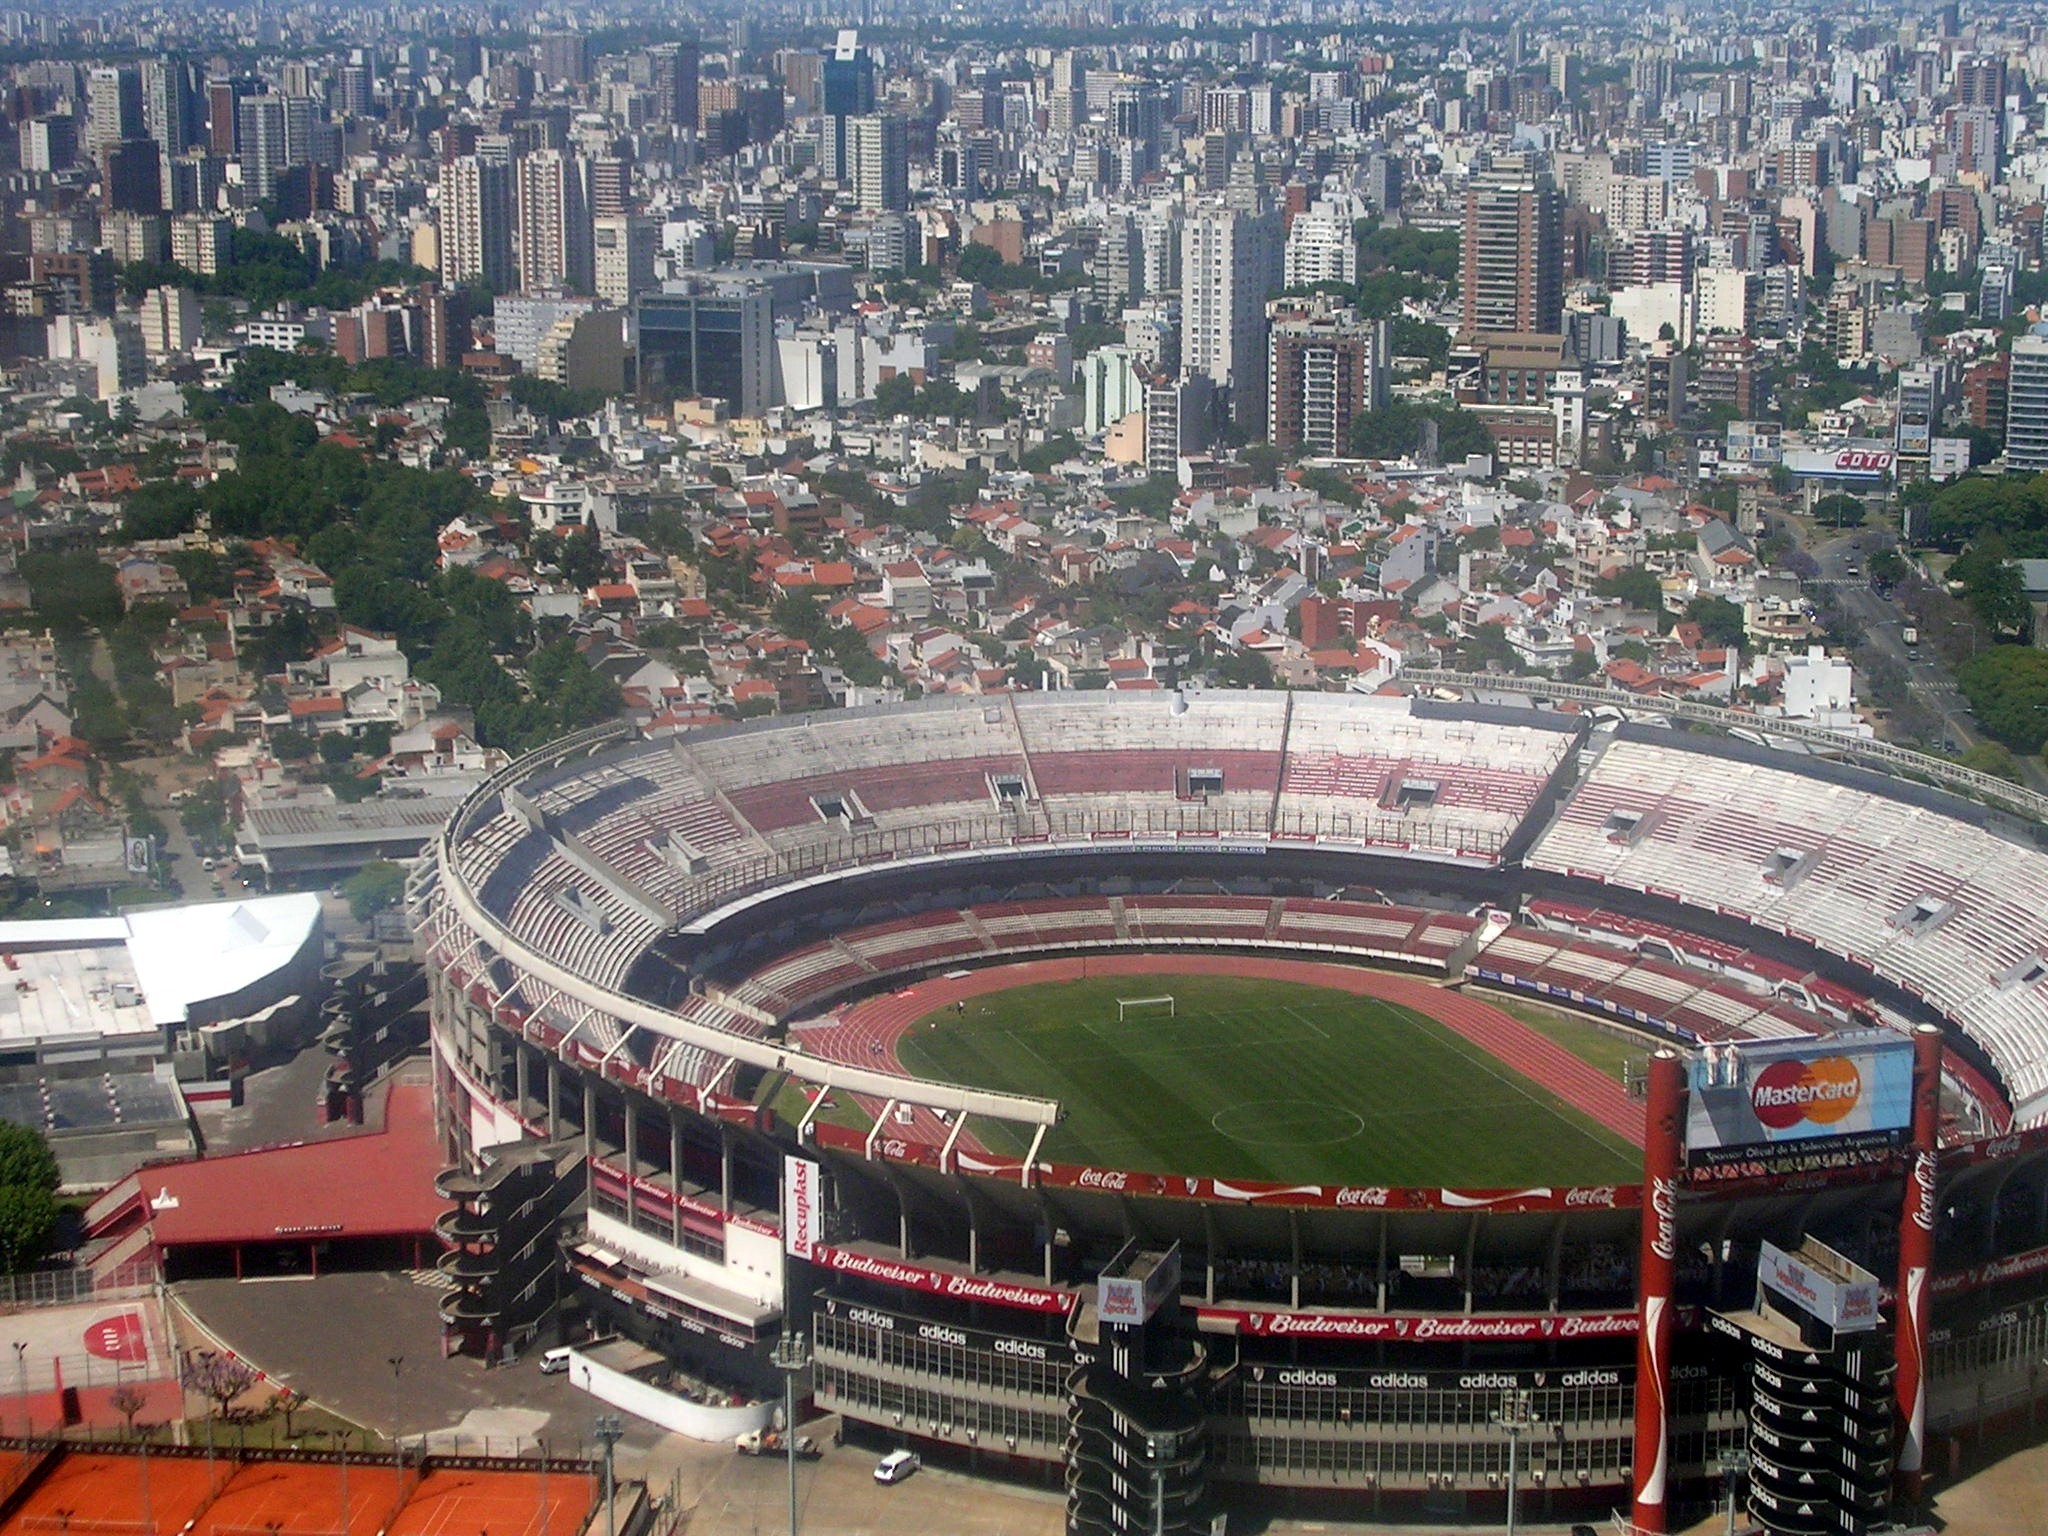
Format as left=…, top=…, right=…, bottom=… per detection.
left=4, top=1450, right=224, bottom=1536
left=198, top=1460, right=409, bottom=1536
left=0, top=1453, right=598, bottom=1536
left=384, top=1468, right=595, bottom=1536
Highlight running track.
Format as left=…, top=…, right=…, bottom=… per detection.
left=829, top=954, right=1645, bottom=1154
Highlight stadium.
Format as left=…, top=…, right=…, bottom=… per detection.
left=414, top=687, right=2048, bottom=1533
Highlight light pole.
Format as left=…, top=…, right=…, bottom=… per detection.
left=385, top=1356, right=404, bottom=1457
left=1716, top=1446, right=1752, bottom=1536
left=771, top=1330, right=812, bottom=1536
left=593, top=1413, right=625, bottom=1536
left=1490, top=1389, right=1542, bottom=1536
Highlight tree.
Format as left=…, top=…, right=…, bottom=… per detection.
left=19, top=551, right=121, bottom=633
left=1212, top=648, right=1274, bottom=688
left=557, top=526, right=608, bottom=591
left=956, top=242, right=1004, bottom=283
left=1812, top=493, right=1866, bottom=529
left=874, top=373, right=917, bottom=416
left=182, top=1350, right=260, bottom=1420
left=111, top=1383, right=150, bottom=1439
left=1346, top=399, right=1492, bottom=464
left=343, top=861, right=406, bottom=922
left=122, top=481, right=205, bottom=540
left=1958, top=741, right=2023, bottom=782
left=1952, top=539, right=2033, bottom=639
left=1683, top=595, right=1747, bottom=651
left=1956, top=646, right=2048, bottom=754
left=0, top=1122, right=58, bottom=1273
left=271, top=1386, right=305, bottom=1440
left=1241, top=442, right=1283, bottom=483
left=268, top=727, right=316, bottom=761
left=1595, top=567, right=1669, bottom=626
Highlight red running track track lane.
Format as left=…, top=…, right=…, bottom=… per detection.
left=831, top=954, right=1645, bottom=1153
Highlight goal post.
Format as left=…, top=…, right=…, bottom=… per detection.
left=1116, top=995, right=1176, bottom=1022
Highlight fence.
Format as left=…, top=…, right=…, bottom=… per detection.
left=0, top=1266, right=157, bottom=1316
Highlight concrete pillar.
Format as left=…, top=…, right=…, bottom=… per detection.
left=623, top=1097, right=638, bottom=1229
left=671, top=1113, right=686, bottom=1249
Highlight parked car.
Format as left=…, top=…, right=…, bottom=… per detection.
left=874, top=1449, right=920, bottom=1484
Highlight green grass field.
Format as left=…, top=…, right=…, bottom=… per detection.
left=893, top=975, right=1640, bottom=1186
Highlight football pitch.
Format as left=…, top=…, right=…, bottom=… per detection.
left=894, top=974, right=1640, bottom=1186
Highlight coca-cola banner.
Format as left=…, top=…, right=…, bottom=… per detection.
left=953, top=1149, right=1642, bottom=1214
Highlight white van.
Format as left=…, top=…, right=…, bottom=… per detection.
left=539, top=1346, right=574, bottom=1374
left=874, top=1449, right=920, bottom=1484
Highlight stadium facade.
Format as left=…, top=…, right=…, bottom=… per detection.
left=415, top=691, right=2048, bottom=1531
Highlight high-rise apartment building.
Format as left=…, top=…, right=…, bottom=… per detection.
left=101, top=140, right=161, bottom=215
left=851, top=114, right=908, bottom=213
left=516, top=149, right=594, bottom=294
left=1461, top=162, right=1563, bottom=334
left=821, top=30, right=875, bottom=185
left=21, top=117, right=77, bottom=174
left=652, top=39, right=701, bottom=130
left=440, top=154, right=516, bottom=290
left=236, top=94, right=293, bottom=201
left=86, top=66, right=144, bottom=161
left=1282, top=206, right=1357, bottom=288
left=1267, top=304, right=1389, bottom=457
left=635, top=284, right=775, bottom=417
left=593, top=214, right=659, bottom=304
left=142, top=57, right=201, bottom=160
left=537, top=32, right=590, bottom=87
left=1180, top=203, right=1283, bottom=433
left=2005, top=332, right=2048, bottom=474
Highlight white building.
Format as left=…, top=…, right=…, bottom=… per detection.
left=2007, top=330, right=2048, bottom=474
left=1780, top=646, right=1860, bottom=732
left=1282, top=206, right=1357, bottom=289
left=440, top=154, right=516, bottom=291
left=1180, top=202, right=1283, bottom=434
left=515, top=148, right=594, bottom=295
left=1694, top=266, right=1757, bottom=337
left=139, top=287, right=201, bottom=357
left=170, top=215, right=233, bottom=276
left=1082, top=345, right=1146, bottom=435
left=593, top=213, right=659, bottom=305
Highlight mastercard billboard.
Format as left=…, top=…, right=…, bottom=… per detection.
left=1685, top=1034, right=1914, bottom=1168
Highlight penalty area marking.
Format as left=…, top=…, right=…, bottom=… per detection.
left=1210, top=1100, right=1366, bottom=1147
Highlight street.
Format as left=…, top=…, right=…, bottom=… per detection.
left=1789, top=521, right=2048, bottom=792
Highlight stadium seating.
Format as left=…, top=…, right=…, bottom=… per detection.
left=1531, top=739, right=2048, bottom=1116
left=1470, top=922, right=1838, bottom=1046
left=431, top=696, right=1592, bottom=1122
